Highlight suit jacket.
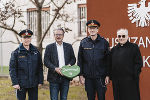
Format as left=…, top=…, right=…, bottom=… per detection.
left=44, top=42, right=76, bottom=83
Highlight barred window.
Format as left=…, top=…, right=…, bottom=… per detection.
left=78, top=4, right=87, bottom=36
left=27, top=7, right=50, bottom=37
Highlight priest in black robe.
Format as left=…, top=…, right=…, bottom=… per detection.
left=110, top=28, right=143, bottom=100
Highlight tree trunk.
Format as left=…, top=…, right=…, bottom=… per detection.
left=36, top=7, right=43, bottom=54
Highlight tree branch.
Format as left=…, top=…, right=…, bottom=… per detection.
left=0, top=25, right=17, bottom=34
left=34, top=0, right=41, bottom=8
left=12, top=12, right=16, bottom=29
left=40, top=0, right=45, bottom=6
left=0, top=41, right=19, bottom=44
left=51, top=0, right=59, bottom=8
left=29, top=0, right=37, bottom=7
left=0, top=25, right=20, bottom=44
left=43, top=1, right=52, bottom=7
left=34, top=0, right=39, bottom=4
left=58, top=0, right=68, bottom=13
left=39, top=0, right=68, bottom=44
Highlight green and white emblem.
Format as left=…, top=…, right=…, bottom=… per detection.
left=61, top=65, right=80, bottom=78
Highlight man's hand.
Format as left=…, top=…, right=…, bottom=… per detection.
left=13, top=84, right=20, bottom=90
left=38, top=84, right=42, bottom=87
left=105, top=76, right=110, bottom=85
left=67, top=64, right=71, bottom=66
left=79, top=76, right=85, bottom=85
left=55, top=68, right=63, bottom=76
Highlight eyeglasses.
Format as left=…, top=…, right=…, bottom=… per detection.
left=118, top=35, right=126, bottom=38
left=55, top=34, right=64, bottom=36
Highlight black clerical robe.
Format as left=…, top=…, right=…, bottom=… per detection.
left=110, top=41, right=143, bottom=100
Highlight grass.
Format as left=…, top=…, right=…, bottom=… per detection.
left=0, top=78, right=87, bottom=100
left=0, top=66, right=9, bottom=75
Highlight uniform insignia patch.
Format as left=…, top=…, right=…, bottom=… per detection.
left=84, top=48, right=92, bottom=50
left=34, top=52, right=38, bottom=55
left=19, top=56, right=26, bottom=58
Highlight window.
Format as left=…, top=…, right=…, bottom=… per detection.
left=74, top=0, right=86, bottom=2
left=27, top=7, right=50, bottom=37
left=78, top=4, right=87, bottom=36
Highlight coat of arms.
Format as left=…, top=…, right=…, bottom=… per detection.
left=128, top=0, right=150, bottom=27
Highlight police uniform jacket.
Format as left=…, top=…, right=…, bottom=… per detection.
left=77, top=34, right=110, bottom=78
left=9, top=43, right=44, bottom=88
left=44, top=42, right=76, bottom=83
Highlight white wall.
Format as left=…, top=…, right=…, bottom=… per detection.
left=0, top=0, right=87, bottom=66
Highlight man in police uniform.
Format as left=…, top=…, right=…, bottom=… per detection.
left=78, top=20, right=110, bottom=100
left=9, top=29, right=44, bottom=100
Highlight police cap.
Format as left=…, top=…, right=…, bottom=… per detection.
left=19, top=29, right=33, bottom=38
left=86, top=20, right=100, bottom=28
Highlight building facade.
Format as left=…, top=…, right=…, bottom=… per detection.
left=87, top=0, right=150, bottom=100
left=0, top=0, right=87, bottom=67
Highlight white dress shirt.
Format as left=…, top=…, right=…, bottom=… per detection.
left=56, top=42, right=65, bottom=68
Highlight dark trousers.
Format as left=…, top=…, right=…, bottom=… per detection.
left=49, top=79, right=70, bottom=100
left=85, top=77, right=106, bottom=100
left=16, top=86, right=38, bottom=100
left=112, top=79, right=140, bottom=100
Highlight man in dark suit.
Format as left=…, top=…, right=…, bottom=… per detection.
left=44, top=28, right=76, bottom=100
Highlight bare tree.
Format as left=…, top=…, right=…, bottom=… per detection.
left=0, top=0, right=74, bottom=54
left=0, top=0, right=22, bottom=44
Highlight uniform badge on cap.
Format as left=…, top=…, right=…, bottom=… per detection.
left=91, top=22, right=94, bottom=25
left=19, top=29, right=33, bottom=37
left=25, top=31, right=28, bottom=35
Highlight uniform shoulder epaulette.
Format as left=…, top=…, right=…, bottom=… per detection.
left=11, top=48, right=20, bottom=56
left=100, top=36, right=107, bottom=42
left=13, top=47, right=19, bottom=52
left=81, top=37, right=88, bottom=43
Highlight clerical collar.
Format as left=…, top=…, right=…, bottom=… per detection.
left=119, top=41, right=129, bottom=47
